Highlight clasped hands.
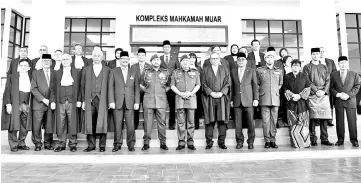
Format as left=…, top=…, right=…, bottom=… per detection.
left=336, top=92, right=350, bottom=101
left=210, top=92, right=223, bottom=99
left=292, top=94, right=301, bottom=101
left=179, top=91, right=195, bottom=99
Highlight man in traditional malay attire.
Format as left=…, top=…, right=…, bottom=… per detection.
left=30, top=54, right=55, bottom=151
left=1, top=59, right=32, bottom=152
left=202, top=52, right=231, bottom=150
left=303, top=48, right=334, bottom=146
left=81, top=49, right=110, bottom=152
left=50, top=54, right=82, bottom=152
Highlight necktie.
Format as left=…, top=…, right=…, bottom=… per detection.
left=341, top=71, right=346, bottom=84
left=238, top=68, right=245, bottom=83
left=45, top=70, right=50, bottom=87
left=122, top=68, right=127, bottom=84
left=140, top=63, right=144, bottom=75
left=165, top=56, right=169, bottom=64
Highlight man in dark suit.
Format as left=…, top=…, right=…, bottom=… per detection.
left=7, top=46, right=31, bottom=76
left=30, top=54, right=54, bottom=151
left=246, top=39, right=265, bottom=69
left=160, top=40, right=179, bottom=130
left=132, top=48, right=151, bottom=129
left=72, top=44, right=93, bottom=69
left=230, top=52, right=259, bottom=150
left=330, top=56, right=360, bottom=147
left=50, top=54, right=82, bottom=152
left=31, top=45, right=56, bottom=72
left=203, top=46, right=230, bottom=70
left=108, top=51, right=140, bottom=152
left=103, top=48, right=122, bottom=69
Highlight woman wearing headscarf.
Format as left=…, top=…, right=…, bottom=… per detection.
left=278, top=55, right=293, bottom=128
left=102, top=48, right=123, bottom=69
left=189, top=53, right=203, bottom=129
left=224, top=44, right=239, bottom=71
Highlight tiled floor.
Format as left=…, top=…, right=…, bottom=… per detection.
left=2, top=157, right=361, bottom=183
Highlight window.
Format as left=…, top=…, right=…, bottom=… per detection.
left=23, top=18, right=30, bottom=47
left=345, top=13, right=361, bottom=71
left=242, top=19, right=303, bottom=60
left=64, top=18, right=116, bottom=60
left=8, top=11, right=23, bottom=62
left=1, top=9, right=5, bottom=51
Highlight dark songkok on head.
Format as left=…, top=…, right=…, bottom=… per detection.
left=163, top=40, right=171, bottom=46
left=267, top=47, right=276, bottom=52
left=311, top=48, right=320, bottom=53
left=237, top=52, right=246, bottom=58
left=120, top=51, right=129, bottom=58
left=42, top=54, right=52, bottom=59
left=338, top=56, right=348, bottom=62
left=138, top=48, right=146, bottom=54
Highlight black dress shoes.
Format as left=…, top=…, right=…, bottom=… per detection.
left=236, top=144, right=243, bottom=149
left=335, top=141, right=344, bottom=146
left=248, top=144, right=254, bottom=149
left=18, top=146, right=30, bottom=150
left=128, top=147, right=135, bottom=151
left=99, top=147, right=106, bottom=152
left=311, top=142, right=318, bottom=146
left=205, top=144, right=213, bottom=149
left=35, top=147, right=41, bottom=151
left=327, top=121, right=334, bottom=126
left=10, top=147, right=18, bottom=152
left=160, top=144, right=168, bottom=150
left=54, top=146, right=65, bottom=152
left=264, top=142, right=270, bottom=148
left=45, top=146, right=54, bottom=150
left=321, top=141, right=334, bottom=146
left=70, top=147, right=77, bottom=152
left=219, top=144, right=227, bottom=149
left=188, top=145, right=196, bottom=150
left=176, top=145, right=185, bottom=150
left=141, top=144, right=150, bottom=151
left=352, top=142, right=359, bottom=147
left=270, top=142, right=278, bottom=148
left=83, top=147, right=96, bottom=152
left=112, top=146, right=121, bottom=152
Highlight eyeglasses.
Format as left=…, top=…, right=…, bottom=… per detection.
left=39, top=49, right=47, bottom=51
left=210, top=58, right=219, bottom=60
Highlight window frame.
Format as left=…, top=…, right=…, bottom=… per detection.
left=8, top=10, right=24, bottom=61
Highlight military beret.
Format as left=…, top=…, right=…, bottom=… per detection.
left=180, top=54, right=189, bottom=62
left=150, top=54, right=159, bottom=61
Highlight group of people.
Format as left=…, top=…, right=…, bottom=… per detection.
left=1, top=39, right=360, bottom=153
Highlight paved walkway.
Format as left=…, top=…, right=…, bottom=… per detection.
left=2, top=157, right=361, bottom=183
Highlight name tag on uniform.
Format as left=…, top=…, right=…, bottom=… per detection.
left=273, top=72, right=280, bottom=75
left=188, top=72, right=196, bottom=76
left=130, top=76, right=134, bottom=80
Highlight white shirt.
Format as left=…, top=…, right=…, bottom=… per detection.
left=320, top=57, right=327, bottom=66
left=212, top=65, right=218, bottom=76
left=61, top=67, right=74, bottom=86
left=116, top=59, right=121, bottom=68
left=54, top=61, right=62, bottom=71
left=35, top=59, right=43, bottom=70
left=121, top=66, right=128, bottom=84
left=43, top=68, right=51, bottom=86
left=93, top=64, right=102, bottom=77
left=19, top=72, right=31, bottom=92
left=74, top=55, right=84, bottom=69
left=254, top=51, right=261, bottom=66
left=164, top=54, right=171, bottom=63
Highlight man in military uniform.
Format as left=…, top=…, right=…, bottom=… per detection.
left=257, top=50, right=283, bottom=148
left=171, top=55, right=200, bottom=151
left=141, top=54, right=170, bottom=151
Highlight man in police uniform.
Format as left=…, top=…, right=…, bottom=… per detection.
left=141, top=54, right=170, bottom=151
left=257, top=50, right=283, bottom=149
left=171, top=55, right=200, bottom=151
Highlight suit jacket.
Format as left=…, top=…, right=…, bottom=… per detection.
left=31, top=69, right=53, bottom=111
left=108, top=66, right=140, bottom=110
left=224, top=55, right=238, bottom=71
left=325, top=58, right=337, bottom=74
left=230, top=67, right=259, bottom=107
left=71, top=55, right=93, bottom=69
left=247, top=51, right=265, bottom=69
left=7, top=57, right=32, bottom=76
left=203, top=58, right=230, bottom=70
left=160, top=54, right=179, bottom=75
left=131, top=62, right=152, bottom=80
left=330, top=70, right=360, bottom=109
left=102, top=59, right=116, bottom=69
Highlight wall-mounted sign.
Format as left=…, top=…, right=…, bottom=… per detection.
left=136, top=15, right=222, bottom=23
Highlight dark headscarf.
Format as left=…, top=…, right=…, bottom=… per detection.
left=114, top=48, right=124, bottom=59
left=279, top=48, right=288, bottom=58
left=230, top=44, right=239, bottom=56
left=189, top=52, right=198, bottom=67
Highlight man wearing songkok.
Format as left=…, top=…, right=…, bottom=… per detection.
left=31, top=45, right=55, bottom=71
left=72, top=44, right=93, bottom=69
left=330, top=56, right=360, bottom=147
left=81, top=49, right=111, bottom=152
left=132, top=48, right=151, bottom=129
left=108, top=51, right=140, bottom=152
left=141, top=54, right=170, bottom=151
left=230, top=52, right=259, bottom=150
left=30, top=54, right=55, bottom=151
left=171, top=54, right=200, bottom=151
left=1, top=59, right=32, bottom=152
left=283, top=59, right=311, bottom=148
left=303, top=48, right=334, bottom=146
left=257, top=50, right=283, bottom=148
left=7, top=46, right=31, bottom=76
left=50, top=54, right=82, bottom=152
left=202, top=52, right=231, bottom=150
left=159, top=40, right=179, bottom=130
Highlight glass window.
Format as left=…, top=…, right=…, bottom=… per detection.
left=284, top=21, right=297, bottom=33
left=269, top=34, right=283, bottom=47
left=297, top=20, right=302, bottom=33
left=71, top=33, right=85, bottom=46
left=63, top=46, right=70, bottom=54
left=242, top=33, right=254, bottom=47
left=86, top=33, right=101, bottom=46
left=348, top=44, right=360, bottom=57
left=284, top=34, right=297, bottom=47
left=345, top=14, right=361, bottom=72
left=287, top=48, right=298, bottom=59
left=1, top=9, right=5, bottom=24
left=65, top=19, right=71, bottom=32
left=16, top=30, right=21, bottom=45
left=16, top=16, right=22, bottom=30
left=270, top=21, right=282, bottom=33
left=242, top=20, right=254, bottom=33
left=255, top=34, right=269, bottom=47
left=9, top=28, right=15, bottom=42
left=8, top=11, right=24, bottom=60
left=24, top=33, right=29, bottom=46
left=8, top=43, right=13, bottom=58
left=346, top=14, right=357, bottom=27
left=71, top=19, right=86, bottom=32
left=102, top=19, right=116, bottom=32
left=10, top=12, right=15, bottom=27
left=347, top=29, right=358, bottom=43
left=87, top=19, right=101, bottom=32
left=255, top=20, right=268, bottom=33
left=25, top=18, right=30, bottom=31
left=298, top=34, right=303, bottom=47
left=102, top=33, right=115, bottom=46
left=64, top=33, right=70, bottom=46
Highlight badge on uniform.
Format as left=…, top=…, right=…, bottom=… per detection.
left=159, top=73, right=166, bottom=79
left=148, top=73, right=153, bottom=77
left=130, top=76, right=134, bottom=80
left=188, top=72, right=195, bottom=76
left=274, top=72, right=280, bottom=75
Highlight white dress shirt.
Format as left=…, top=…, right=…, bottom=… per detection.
left=320, top=57, right=327, bottom=66
left=74, top=55, right=85, bottom=69
left=54, top=61, right=62, bottom=71
left=35, top=59, right=43, bottom=70
left=43, top=68, right=51, bottom=87
left=254, top=51, right=261, bottom=66
left=93, top=64, right=102, bottom=77
left=121, top=66, right=128, bottom=84
left=19, top=72, right=31, bottom=92
left=212, top=65, right=218, bottom=76
left=61, top=67, right=74, bottom=86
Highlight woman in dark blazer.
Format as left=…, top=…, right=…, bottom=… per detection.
left=189, top=53, right=203, bottom=129
left=224, top=44, right=239, bottom=71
